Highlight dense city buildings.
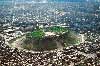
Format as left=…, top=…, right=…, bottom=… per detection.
left=0, top=0, right=100, bottom=66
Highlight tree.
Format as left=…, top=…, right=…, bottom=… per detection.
left=49, top=26, right=68, bottom=34
left=31, top=29, right=45, bottom=39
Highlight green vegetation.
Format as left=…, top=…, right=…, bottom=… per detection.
left=59, top=30, right=80, bottom=47
left=23, top=26, right=80, bottom=51
left=31, top=30, right=44, bottom=39
left=48, top=26, right=68, bottom=33
left=26, top=29, right=45, bottom=40
left=23, top=27, right=63, bottom=51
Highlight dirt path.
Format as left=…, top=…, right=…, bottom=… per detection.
left=10, top=36, right=25, bottom=49
left=55, top=41, right=63, bottom=50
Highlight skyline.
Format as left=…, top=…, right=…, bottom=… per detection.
left=0, top=0, right=100, bottom=3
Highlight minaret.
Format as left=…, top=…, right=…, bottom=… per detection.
left=79, top=34, right=85, bottom=43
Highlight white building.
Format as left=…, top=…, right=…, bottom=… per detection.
left=79, top=34, right=85, bottom=43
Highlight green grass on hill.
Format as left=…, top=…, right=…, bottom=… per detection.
left=49, top=26, right=68, bottom=33
left=26, top=29, right=45, bottom=40
left=23, top=26, right=80, bottom=51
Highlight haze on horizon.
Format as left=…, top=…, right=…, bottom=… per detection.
left=0, top=0, right=100, bottom=3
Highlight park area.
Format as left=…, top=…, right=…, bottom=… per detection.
left=22, top=26, right=80, bottom=51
